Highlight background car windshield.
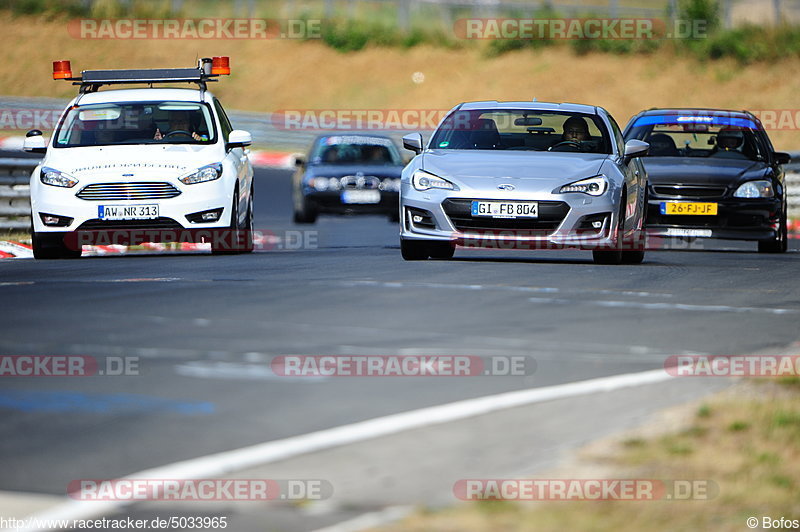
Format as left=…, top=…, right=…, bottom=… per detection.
left=311, top=136, right=402, bottom=165
left=429, top=109, right=612, bottom=154
left=54, top=101, right=216, bottom=147
left=625, top=114, right=767, bottom=161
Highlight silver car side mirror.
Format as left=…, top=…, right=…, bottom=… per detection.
left=624, top=139, right=649, bottom=158
left=402, top=133, right=423, bottom=155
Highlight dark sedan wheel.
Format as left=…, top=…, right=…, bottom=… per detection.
left=293, top=196, right=318, bottom=224
left=758, top=207, right=788, bottom=253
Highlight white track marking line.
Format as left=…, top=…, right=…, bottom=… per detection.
left=527, top=298, right=798, bottom=315
left=10, top=368, right=673, bottom=532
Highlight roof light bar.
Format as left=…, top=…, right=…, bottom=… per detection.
left=52, top=57, right=232, bottom=93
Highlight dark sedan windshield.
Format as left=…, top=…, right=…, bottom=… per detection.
left=310, top=136, right=403, bottom=165
left=625, top=114, right=768, bottom=161
left=429, top=109, right=612, bottom=154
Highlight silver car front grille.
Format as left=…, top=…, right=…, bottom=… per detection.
left=76, top=182, right=182, bottom=201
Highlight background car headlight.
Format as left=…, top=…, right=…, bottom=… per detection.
left=179, top=163, right=222, bottom=185
left=412, top=170, right=457, bottom=191
left=733, top=180, right=774, bottom=198
left=40, top=167, right=78, bottom=188
left=559, top=175, right=607, bottom=196
left=309, top=177, right=329, bottom=191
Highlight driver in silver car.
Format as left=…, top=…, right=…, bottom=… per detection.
left=549, top=116, right=590, bottom=151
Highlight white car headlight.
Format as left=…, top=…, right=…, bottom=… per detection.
left=179, top=163, right=222, bottom=185
left=412, top=170, right=457, bottom=191
left=40, top=167, right=78, bottom=188
left=733, top=180, right=774, bottom=198
left=559, top=175, right=607, bottom=196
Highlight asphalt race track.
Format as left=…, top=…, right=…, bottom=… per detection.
left=1, top=166, right=798, bottom=530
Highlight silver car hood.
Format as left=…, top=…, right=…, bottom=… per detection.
left=421, top=150, right=608, bottom=186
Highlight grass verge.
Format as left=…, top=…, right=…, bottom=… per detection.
left=374, top=379, right=800, bottom=531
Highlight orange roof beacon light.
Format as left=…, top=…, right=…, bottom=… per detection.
left=52, top=60, right=72, bottom=80
left=211, top=56, right=230, bottom=76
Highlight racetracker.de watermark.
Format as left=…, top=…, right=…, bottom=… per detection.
left=665, top=355, right=800, bottom=377
left=270, top=355, right=536, bottom=377
left=453, top=18, right=708, bottom=40
left=0, top=108, right=62, bottom=131
left=61, top=229, right=318, bottom=252
left=277, top=109, right=450, bottom=131
left=68, top=18, right=321, bottom=39
left=454, top=479, right=718, bottom=501
left=0, top=355, right=139, bottom=377
left=68, top=479, right=332, bottom=501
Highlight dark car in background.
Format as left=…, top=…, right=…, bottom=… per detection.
left=292, top=133, right=404, bottom=224
left=624, top=108, right=790, bottom=253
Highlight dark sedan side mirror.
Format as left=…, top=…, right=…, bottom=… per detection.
left=773, top=152, right=791, bottom=165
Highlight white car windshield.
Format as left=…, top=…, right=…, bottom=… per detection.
left=54, top=101, right=216, bottom=147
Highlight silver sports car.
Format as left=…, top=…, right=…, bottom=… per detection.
left=399, top=101, right=650, bottom=264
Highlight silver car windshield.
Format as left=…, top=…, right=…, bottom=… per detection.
left=54, top=101, right=217, bottom=148
left=430, top=109, right=612, bottom=154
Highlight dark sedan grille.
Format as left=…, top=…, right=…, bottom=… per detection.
left=442, top=199, right=569, bottom=233
left=76, top=182, right=181, bottom=201
left=652, top=185, right=727, bottom=198
left=340, top=175, right=381, bottom=190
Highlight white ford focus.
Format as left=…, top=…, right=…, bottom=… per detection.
left=25, top=57, right=254, bottom=259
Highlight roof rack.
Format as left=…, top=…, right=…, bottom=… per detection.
left=52, top=57, right=230, bottom=94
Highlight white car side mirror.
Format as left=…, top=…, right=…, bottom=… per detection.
left=23, top=130, right=47, bottom=153
left=227, top=130, right=252, bottom=149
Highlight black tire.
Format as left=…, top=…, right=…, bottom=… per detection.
left=400, top=239, right=429, bottom=260
left=621, top=225, right=646, bottom=264
left=31, top=231, right=81, bottom=259
left=239, top=187, right=255, bottom=254
left=213, top=193, right=243, bottom=255
left=428, top=241, right=455, bottom=260
left=388, top=210, right=400, bottom=223
left=593, top=191, right=626, bottom=265
left=621, top=250, right=646, bottom=264
left=592, top=249, right=623, bottom=265
left=758, top=206, right=788, bottom=253
left=293, top=196, right=317, bottom=224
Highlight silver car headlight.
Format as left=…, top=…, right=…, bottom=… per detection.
left=40, top=167, right=79, bottom=188
left=179, top=163, right=222, bottom=185
left=558, top=175, right=607, bottom=196
left=412, top=170, right=458, bottom=191
left=733, top=180, right=774, bottom=198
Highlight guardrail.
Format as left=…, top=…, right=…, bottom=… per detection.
left=0, top=158, right=37, bottom=231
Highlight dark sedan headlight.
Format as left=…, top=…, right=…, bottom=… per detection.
left=179, top=163, right=222, bottom=185
left=558, top=175, right=607, bottom=196
left=733, top=180, right=774, bottom=198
